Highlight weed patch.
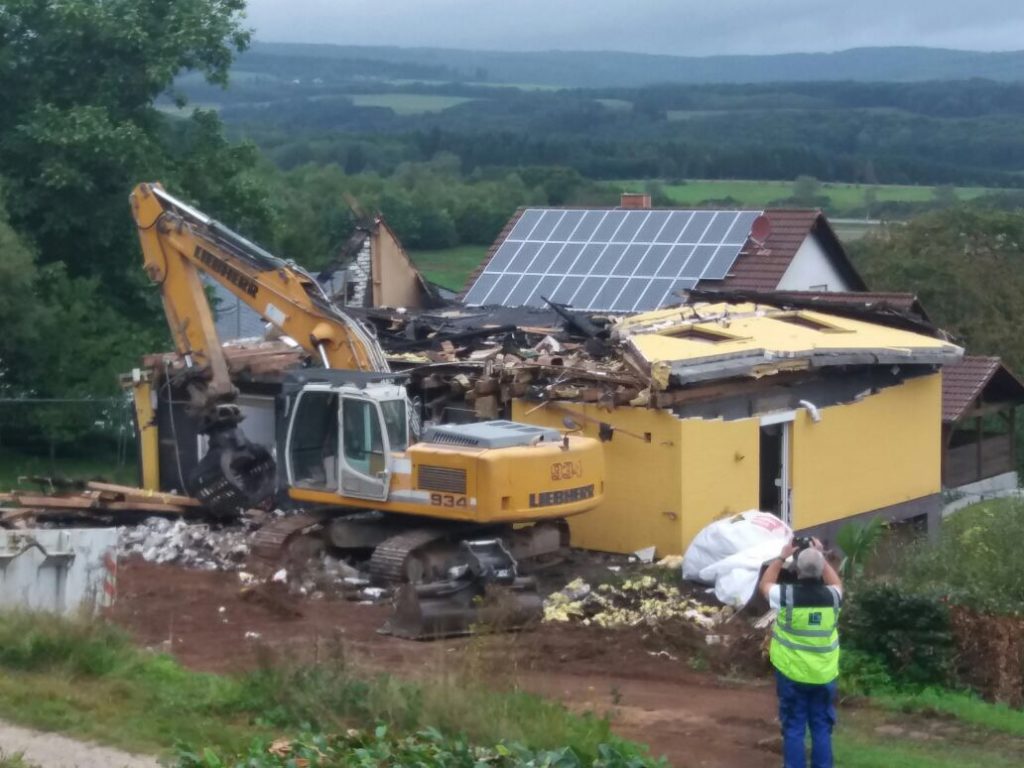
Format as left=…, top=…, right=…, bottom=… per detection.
left=0, top=612, right=655, bottom=764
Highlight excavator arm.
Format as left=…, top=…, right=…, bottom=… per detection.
left=128, top=182, right=389, bottom=512
left=131, top=182, right=389, bottom=375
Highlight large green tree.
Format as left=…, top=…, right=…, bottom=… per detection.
left=0, top=1, right=264, bottom=459
left=0, top=0, right=263, bottom=318
left=849, top=206, right=1024, bottom=372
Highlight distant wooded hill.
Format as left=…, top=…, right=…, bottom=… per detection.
left=240, top=42, right=1024, bottom=88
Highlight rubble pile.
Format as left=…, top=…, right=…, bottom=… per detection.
left=345, top=305, right=649, bottom=421
left=118, top=517, right=251, bottom=570
left=543, top=575, right=731, bottom=630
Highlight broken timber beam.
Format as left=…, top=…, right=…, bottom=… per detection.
left=85, top=481, right=202, bottom=507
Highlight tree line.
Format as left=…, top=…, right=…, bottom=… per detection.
left=200, top=78, right=1024, bottom=188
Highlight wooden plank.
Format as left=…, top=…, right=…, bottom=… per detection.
left=85, top=482, right=202, bottom=507
left=5, top=495, right=96, bottom=510
left=103, top=501, right=190, bottom=514
left=1, top=508, right=45, bottom=523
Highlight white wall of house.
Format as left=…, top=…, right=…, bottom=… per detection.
left=198, top=395, right=278, bottom=459
left=776, top=235, right=852, bottom=292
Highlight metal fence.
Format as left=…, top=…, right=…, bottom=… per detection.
left=0, top=396, right=136, bottom=471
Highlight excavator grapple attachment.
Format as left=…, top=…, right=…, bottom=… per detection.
left=381, top=539, right=543, bottom=640
left=188, top=425, right=276, bottom=516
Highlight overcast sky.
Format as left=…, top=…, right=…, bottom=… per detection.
left=245, top=0, right=1024, bottom=56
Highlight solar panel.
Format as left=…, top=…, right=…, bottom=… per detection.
left=463, top=208, right=762, bottom=312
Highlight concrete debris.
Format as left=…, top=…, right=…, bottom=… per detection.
left=648, top=649, right=679, bottom=662
left=271, top=568, right=288, bottom=583
left=634, top=546, right=656, bottom=564
left=117, top=517, right=251, bottom=570
left=543, top=574, right=731, bottom=630
left=244, top=631, right=262, bottom=640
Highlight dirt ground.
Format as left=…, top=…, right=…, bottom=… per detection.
left=109, top=559, right=781, bottom=768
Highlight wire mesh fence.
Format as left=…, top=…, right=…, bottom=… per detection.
left=0, top=397, right=137, bottom=482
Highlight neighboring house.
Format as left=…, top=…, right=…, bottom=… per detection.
left=460, top=194, right=865, bottom=312
left=941, top=356, right=1024, bottom=503
left=319, top=216, right=438, bottom=310
left=210, top=214, right=436, bottom=343
left=515, top=300, right=962, bottom=556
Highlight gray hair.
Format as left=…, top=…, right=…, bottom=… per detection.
left=796, top=548, right=825, bottom=579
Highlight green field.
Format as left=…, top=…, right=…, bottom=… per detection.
left=647, top=179, right=998, bottom=208
left=344, top=93, right=475, bottom=115
left=411, top=245, right=488, bottom=290
left=596, top=98, right=632, bottom=110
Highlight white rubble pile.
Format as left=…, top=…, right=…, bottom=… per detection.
left=118, top=517, right=251, bottom=570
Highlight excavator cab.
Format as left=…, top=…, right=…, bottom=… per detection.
left=284, top=381, right=409, bottom=503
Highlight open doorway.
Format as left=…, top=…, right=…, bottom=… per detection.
left=759, top=421, right=791, bottom=524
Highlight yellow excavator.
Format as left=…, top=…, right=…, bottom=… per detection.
left=127, top=182, right=605, bottom=637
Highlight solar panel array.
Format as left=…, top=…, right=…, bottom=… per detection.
left=463, top=208, right=762, bottom=312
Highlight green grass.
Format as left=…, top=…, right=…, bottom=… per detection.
left=0, top=755, right=38, bottom=768
left=343, top=93, right=475, bottom=115
left=0, top=612, right=646, bottom=763
left=596, top=98, right=632, bottom=111
left=831, top=218, right=885, bottom=241
left=411, top=244, right=489, bottom=290
left=632, top=179, right=998, bottom=209
left=0, top=447, right=137, bottom=491
left=874, top=688, right=1024, bottom=738
left=835, top=729, right=1022, bottom=768
left=3, top=612, right=1024, bottom=766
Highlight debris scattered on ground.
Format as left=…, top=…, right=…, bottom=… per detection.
left=543, top=575, right=731, bottom=630
left=118, top=517, right=251, bottom=570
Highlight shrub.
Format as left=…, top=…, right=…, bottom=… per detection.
left=174, top=726, right=665, bottom=768
left=841, top=583, right=953, bottom=688
left=839, top=649, right=894, bottom=695
left=900, top=500, right=1024, bottom=615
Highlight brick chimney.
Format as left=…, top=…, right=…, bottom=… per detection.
left=620, top=192, right=652, bottom=210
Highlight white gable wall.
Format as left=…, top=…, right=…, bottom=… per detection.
left=775, top=235, right=852, bottom=292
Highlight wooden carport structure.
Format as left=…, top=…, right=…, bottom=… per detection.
left=942, top=356, right=1024, bottom=488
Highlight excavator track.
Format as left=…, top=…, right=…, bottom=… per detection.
left=369, top=527, right=463, bottom=584
left=250, top=512, right=327, bottom=564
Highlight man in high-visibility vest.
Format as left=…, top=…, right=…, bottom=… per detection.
left=759, top=538, right=843, bottom=768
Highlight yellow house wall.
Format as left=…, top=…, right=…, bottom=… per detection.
left=512, top=372, right=942, bottom=556
left=676, top=417, right=761, bottom=551
left=510, top=401, right=684, bottom=555
left=789, top=373, right=941, bottom=530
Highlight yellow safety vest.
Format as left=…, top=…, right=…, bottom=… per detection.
left=769, top=582, right=840, bottom=685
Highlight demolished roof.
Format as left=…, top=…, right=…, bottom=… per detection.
left=613, top=302, right=963, bottom=390
left=942, top=356, right=1024, bottom=423
left=688, top=288, right=936, bottom=335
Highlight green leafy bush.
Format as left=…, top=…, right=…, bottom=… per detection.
left=839, top=649, right=895, bottom=695
left=900, top=500, right=1024, bottom=615
left=174, top=726, right=665, bottom=768
left=841, top=583, right=953, bottom=688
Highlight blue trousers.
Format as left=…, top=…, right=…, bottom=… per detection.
left=775, top=671, right=837, bottom=768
